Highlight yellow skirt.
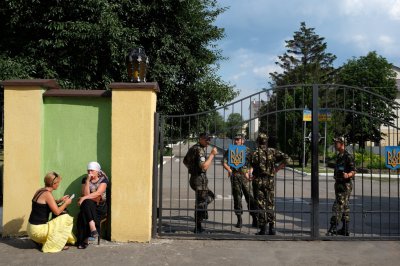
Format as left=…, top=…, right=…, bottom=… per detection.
left=27, top=214, right=76, bottom=253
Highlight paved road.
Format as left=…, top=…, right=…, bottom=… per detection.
left=0, top=237, right=399, bottom=266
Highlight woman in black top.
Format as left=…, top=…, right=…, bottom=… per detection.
left=27, top=172, right=76, bottom=252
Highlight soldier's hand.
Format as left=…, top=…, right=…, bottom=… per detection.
left=211, top=147, right=218, bottom=155
left=245, top=172, right=250, bottom=180
left=225, top=171, right=231, bottom=180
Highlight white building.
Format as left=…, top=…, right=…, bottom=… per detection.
left=248, top=100, right=261, bottom=140
left=380, top=65, right=400, bottom=146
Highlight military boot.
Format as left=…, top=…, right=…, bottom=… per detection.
left=255, top=225, right=267, bottom=235
left=337, top=221, right=350, bottom=236
left=327, top=223, right=338, bottom=236
left=251, top=214, right=258, bottom=228
left=194, top=221, right=205, bottom=234
left=235, top=215, right=242, bottom=228
left=268, top=223, right=276, bottom=235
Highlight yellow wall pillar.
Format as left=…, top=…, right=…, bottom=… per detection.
left=109, top=82, right=159, bottom=242
left=1, top=79, right=59, bottom=236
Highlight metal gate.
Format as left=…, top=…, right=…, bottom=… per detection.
left=153, top=84, right=400, bottom=240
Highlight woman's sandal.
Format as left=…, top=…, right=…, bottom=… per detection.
left=62, top=246, right=70, bottom=251
left=90, top=230, right=99, bottom=238
left=77, top=243, right=89, bottom=249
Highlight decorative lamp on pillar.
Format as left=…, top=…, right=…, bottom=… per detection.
left=126, top=47, right=149, bottom=83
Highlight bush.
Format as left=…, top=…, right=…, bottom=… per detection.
left=163, top=147, right=173, bottom=156
left=328, top=150, right=385, bottom=169
left=354, top=150, right=385, bottom=169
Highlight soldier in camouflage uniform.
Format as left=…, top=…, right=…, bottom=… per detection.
left=250, top=133, right=290, bottom=235
left=222, top=134, right=257, bottom=228
left=183, top=132, right=218, bottom=233
left=327, top=137, right=356, bottom=236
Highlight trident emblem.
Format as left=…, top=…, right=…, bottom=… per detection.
left=228, top=144, right=246, bottom=170
left=385, top=146, right=400, bottom=170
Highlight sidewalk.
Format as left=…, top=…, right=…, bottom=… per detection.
left=0, top=237, right=399, bottom=266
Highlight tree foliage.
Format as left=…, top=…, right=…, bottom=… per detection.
left=270, top=22, right=336, bottom=86
left=226, top=113, right=243, bottom=138
left=0, top=0, right=237, bottom=114
left=260, top=22, right=336, bottom=164
left=336, top=51, right=397, bottom=147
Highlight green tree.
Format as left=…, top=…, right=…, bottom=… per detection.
left=0, top=0, right=237, bottom=115
left=336, top=51, right=397, bottom=147
left=226, top=113, right=243, bottom=139
left=260, top=22, right=336, bottom=164
left=209, top=111, right=226, bottom=137
left=270, top=22, right=336, bottom=86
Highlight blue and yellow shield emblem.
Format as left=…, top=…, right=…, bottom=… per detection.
left=228, top=145, right=246, bottom=170
left=385, top=146, right=400, bottom=170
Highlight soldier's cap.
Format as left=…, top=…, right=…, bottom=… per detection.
left=257, top=133, right=269, bottom=140
left=234, top=134, right=245, bottom=139
left=199, top=132, right=212, bottom=140
left=333, top=136, right=345, bottom=144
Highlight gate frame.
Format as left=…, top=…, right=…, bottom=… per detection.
left=153, top=83, right=400, bottom=240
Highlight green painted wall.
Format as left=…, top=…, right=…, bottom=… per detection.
left=42, top=97, right=111, bottom=218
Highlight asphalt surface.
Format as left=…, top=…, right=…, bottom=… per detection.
left=0, top=237, right=400, bottom=266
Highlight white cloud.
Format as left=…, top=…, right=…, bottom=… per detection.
left=379, top=35, right=394, bottom=45
left=338, top=0, right=400, bottom=20
left=389, top=0, right=400, bottom=20
left=350, top=34, right=368, bottom=50
left=231, top=72, right=247, bottom=81
left=342, top=33, right=400, bottom=59
left=340, top=0, right=367, bottom=16
left=253, top=64, right=281, bottom=78
left=378, top=35, right=400, bottom=57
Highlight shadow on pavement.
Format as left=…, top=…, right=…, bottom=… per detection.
left=0, top=237, right=39, bottom=250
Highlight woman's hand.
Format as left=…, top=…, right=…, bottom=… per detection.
left=64, top=197, right=72, bottom=206
left=77, top=197, right=85, bottom=206
left=60, top=195, right=70, bottom=202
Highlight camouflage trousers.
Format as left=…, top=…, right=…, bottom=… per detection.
left=230, top=174, right=257, bottom=216
left=190, top=173, right=215, bottom=222
left=330, top=181, right=353, bottom=225
left=253, top=175, right=275, bottom=227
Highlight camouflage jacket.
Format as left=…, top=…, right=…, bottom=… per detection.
left=250, top=145, right=290, bottom=177
left=222, top=146, right=252, bottom=175
left=183, top=143, right=207, bottom=175
left=334, top=150, right=355, bottom=181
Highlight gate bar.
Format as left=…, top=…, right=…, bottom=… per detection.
left=152, top=112, right=160, bottom=238
left=311, top=84, right=320, bottom=238
left=158, top=116, right=165, bottom=235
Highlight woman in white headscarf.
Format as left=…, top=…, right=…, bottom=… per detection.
left=76, top=162, right=109, bottom=249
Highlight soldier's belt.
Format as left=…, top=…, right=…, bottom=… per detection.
left=334, top=177, right=351, bottom=183
left=255, top=174, right=274, bottom=179
left=232, top=172, right=246, bottom=177
left=190, top=171, right=206, bottom=176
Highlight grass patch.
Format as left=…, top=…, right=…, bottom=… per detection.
left=292, top=165, right=334, bottom=173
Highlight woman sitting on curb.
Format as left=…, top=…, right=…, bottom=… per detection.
left=76, top=162, right=109, bottom=249
left=27, top=172, right=76, bottom=252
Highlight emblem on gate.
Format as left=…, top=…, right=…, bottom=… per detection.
left=228, top=144, right=246, bottom=170
left=385, top=146, right=400, bottom=170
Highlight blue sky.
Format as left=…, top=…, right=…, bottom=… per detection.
left=214, top=0, right=400, bottom=100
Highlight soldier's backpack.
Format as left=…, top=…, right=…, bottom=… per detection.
left=183, top=149, right=192, bottom=169
left=183, top=148, right=197, bottom=174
